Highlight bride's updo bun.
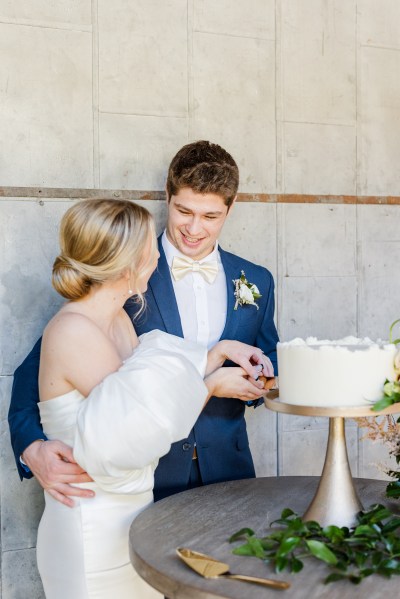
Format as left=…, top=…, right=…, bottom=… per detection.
left=52, top=255, right=94, bottom=300
left=52, top=199, right=156, bottom=301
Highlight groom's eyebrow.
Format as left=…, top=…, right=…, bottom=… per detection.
left=175, top=202, right=224, bottom=216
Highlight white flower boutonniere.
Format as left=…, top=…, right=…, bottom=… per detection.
left=233, top=270, right=262, bottom=310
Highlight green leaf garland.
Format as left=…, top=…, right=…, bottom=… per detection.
left=229, top=504, right=400, bottom=585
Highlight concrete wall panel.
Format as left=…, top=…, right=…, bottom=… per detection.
left=98, top=0, right=188, bottom=116
left=280, top=413, right=328, bottom=433
left=0, top=1, right=91, bottom=26
left=245, top=407, right=277, bottom=477
left=358, top=240, right=400, bottom=340
left=357, top=205, right=400, bottom=242
left=279, top=422, right=358, bottom=477
left=278, top=204, right=356, bottom=278
left=0, top=200, right=71, bottom=373
left=194, top=0, right=275, bottom=39
left=219, top=203, right=277, bottom=275
left=99, top=114, right=188, bottom=191
left=279, top=276, right=358, bottom=341
left=279, top=425, right=358, bottom=477
left=191, top=33, right=276, bottom=193
left=1, top=378, right=44, bottom=553
left=358, top=47, right=400, bottom=195
left=280, top=412, right=358, bottom=434
left=358, top=0, right=400, bottom=49
left=283, top=123, right=356, bottom=195
left=281, top=0, right=356, bottom=124
left=2, top=548, right=44, bottom=599
left=357, top=204, right=400, bottom=339
left=0, top=24, right=93, bottom=188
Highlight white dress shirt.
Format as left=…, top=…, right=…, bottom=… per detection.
left=162, top=231, right=227, bottom=349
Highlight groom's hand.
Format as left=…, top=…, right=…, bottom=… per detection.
left=216, top=340, right=274, bottom=379
left=22, top=439, right=94, bottom=508
left=205, top=366, right=265, bottom=401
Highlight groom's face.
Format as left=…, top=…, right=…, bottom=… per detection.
left=166, top=187, right=231, bottom=261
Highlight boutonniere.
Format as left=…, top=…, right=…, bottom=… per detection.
left=233, top=270, right=262, bottom=310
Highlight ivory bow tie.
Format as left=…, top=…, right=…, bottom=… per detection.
left=171, top=256, right=218, bottom=284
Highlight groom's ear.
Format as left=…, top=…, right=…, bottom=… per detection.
left=165, top=185, right=170, bottom=204
left=227, top=195, right=237, bottom=214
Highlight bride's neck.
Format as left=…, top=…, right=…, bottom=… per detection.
left=64, top=280, right=129, bottom=334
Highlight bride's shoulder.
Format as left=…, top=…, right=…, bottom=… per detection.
left=45, top=309, right=95, bottom=332
left=43, top=310, right=108, bottom=349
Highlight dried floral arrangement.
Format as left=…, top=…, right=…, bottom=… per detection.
left=356, top=414, right=400, bottom=498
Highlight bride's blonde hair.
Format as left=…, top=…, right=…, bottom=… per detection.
left=52, top=199, right=156, bottom=305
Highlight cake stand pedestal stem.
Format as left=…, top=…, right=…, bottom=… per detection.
left=265, top=394, right=398, bottom=527
left=302, top=417, right=363, bottom=527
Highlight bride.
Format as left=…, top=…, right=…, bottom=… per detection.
left=36, top=198, right=269, bottom=599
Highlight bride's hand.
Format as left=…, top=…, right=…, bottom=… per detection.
left=206, top=340, right=274, bottom=379
left=204, top=366, right=265, bottom=401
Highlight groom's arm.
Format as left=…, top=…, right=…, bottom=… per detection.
left=8, top=339, right=46, bottom=479
left=8, top=339, right=94, bottom=507
left=255, top=270, right=279, bottom=374
left=245, top=269, right=278, bottom=408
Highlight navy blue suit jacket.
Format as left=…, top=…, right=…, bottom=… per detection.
left=125, top=239, right=278, bottom=499
left=8, top=238, right=278, bottom=500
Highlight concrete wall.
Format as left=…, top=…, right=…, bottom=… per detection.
left=1, top=1, right=400, bottom=597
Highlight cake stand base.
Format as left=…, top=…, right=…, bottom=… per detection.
left=302, top=417, right=362, bottom=527
left=265, top=394, right=399, bottom=527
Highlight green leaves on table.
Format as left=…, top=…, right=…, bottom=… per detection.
left=386, top=477, right=400, bottom=499
left=305, top=540, right=338, bottom=565
left=229, top=504, right=400, bottom=585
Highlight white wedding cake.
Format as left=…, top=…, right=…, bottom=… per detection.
left=277, top=336, right=397, bottom=407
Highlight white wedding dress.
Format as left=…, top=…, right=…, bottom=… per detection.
left=36, top=330, right=208, bottom=599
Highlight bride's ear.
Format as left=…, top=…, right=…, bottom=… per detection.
left=121, top=268, right=131, bottom=280
left=121, top=268, right=133, bottom=288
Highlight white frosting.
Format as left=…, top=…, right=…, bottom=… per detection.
left=277, top=337, right=397, bottom=407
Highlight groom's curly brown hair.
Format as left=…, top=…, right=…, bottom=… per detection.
left=166, top=140, right=239, bottom=208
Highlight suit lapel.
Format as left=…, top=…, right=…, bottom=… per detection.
left=219, top=247, right=242, bottom=341
left=148, top=238, right=184, bottom=337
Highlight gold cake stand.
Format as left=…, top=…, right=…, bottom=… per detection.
left=265, top=390, right=399, bottom=527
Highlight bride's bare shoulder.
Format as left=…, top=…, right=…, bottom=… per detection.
left=43, top=309, right=109, bottom=349
left=41, top=309, right=122, bottom=398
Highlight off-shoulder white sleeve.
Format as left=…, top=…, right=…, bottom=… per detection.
left=73, top=331, right=208, bottom=494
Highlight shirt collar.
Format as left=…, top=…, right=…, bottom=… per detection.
left=161, top=230, right=221, bottom=267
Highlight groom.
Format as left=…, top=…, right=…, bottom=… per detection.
left=9, top=140, right=279, bottom=504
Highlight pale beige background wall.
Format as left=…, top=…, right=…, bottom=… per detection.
left=1, top=1, right=400, bottom=597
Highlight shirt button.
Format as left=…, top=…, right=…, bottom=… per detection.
left=182, top=442, right=192, bottom=451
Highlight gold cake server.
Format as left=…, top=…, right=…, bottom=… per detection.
left=176, top=547, right=290, bottom=590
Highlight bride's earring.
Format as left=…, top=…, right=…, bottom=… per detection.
left=127, top=273, right=133, bottom=295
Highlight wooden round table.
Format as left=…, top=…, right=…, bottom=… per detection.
left=129, top=476, right=398, bottom=599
